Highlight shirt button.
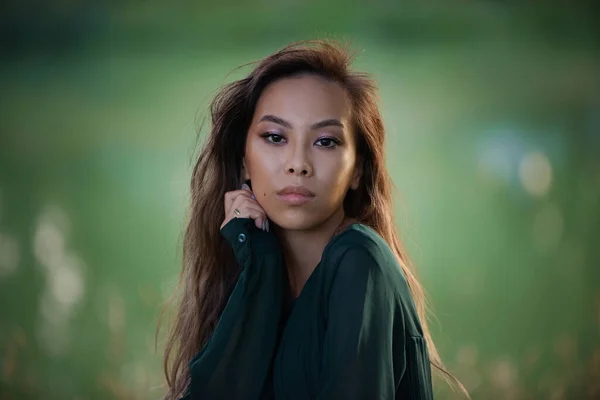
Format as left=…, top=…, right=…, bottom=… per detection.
left=237, top=233, right=246, bottom=243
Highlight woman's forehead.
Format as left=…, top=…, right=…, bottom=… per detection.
left=253, top=75, right=351, bottom=126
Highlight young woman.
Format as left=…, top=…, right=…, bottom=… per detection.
left=162, top=40, right=468, bottom=399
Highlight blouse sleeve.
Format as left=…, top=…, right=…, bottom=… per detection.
left=184, top=217, right=284, bottom=400
left=317, top=245, right=404, bottom=399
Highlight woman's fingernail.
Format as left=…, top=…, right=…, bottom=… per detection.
left=261, top=221, right=265, bottom=231
left=266, top=220, right=270, bottom=232
left=242, top=183, right=249, bottom=191
left=251, top=193, right=256, bottom=200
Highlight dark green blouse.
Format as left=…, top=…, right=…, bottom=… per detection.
left=182, top=217, right=434, bottom=399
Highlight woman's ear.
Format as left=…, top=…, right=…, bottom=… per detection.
left=350, top=157, right=364, bottom=190
left=242, top=158, right=251, bottom=181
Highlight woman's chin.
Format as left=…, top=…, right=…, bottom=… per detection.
left=271, top=219, right=314, bottom=232
left=269, top=211, right=333, bottom=232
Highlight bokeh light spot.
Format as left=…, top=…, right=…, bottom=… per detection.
left=519, top=151, right=553, bottom=197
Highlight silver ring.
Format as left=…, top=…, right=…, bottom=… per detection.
left=234, top=208, right=241, bottom=216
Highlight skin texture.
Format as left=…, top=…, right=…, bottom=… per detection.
left=242, top=74, right=363, bottom=296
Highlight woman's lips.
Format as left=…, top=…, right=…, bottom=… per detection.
left=276, top=193, right=315, bottom=205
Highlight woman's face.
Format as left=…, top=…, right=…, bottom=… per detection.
left=243, top=74, right=361, bottom=231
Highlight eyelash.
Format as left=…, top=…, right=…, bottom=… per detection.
left=259, top=132, right=341, bottom=148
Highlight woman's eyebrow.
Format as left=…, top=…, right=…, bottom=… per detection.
left=258, top=114, right=292, bottom=128
left=258, top=114, right=344, bottom=130
left=311, top=119, right=344, bottom=130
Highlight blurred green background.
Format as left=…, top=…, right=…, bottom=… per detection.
left=1, top=1, right=599, bottom=399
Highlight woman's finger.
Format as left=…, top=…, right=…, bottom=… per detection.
left=224, top=189, right=253, bottom=215
left=221, top=185, right=269, bottom=231
left=230, top=198, right=266, bottom=229
left=240, top=184, right=269, bottom=231
left=241, top=183, right=256, bottom=200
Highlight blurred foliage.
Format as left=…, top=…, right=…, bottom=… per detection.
left=0, top=1, right=599, bottom=399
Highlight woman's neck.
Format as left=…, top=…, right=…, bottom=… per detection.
left=275, top=209, right=346, bottom=298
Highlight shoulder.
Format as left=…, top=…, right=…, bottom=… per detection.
left=323, top=223, right=425, bottom=336
left=322, top=223, right=405, bottom=285
left=325, top=224, right=396, bottom=267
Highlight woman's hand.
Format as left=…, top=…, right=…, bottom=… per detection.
left=221, top=183, right=270, bottom=231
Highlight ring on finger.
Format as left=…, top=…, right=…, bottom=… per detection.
left=234, top=208, right=241, bottom=216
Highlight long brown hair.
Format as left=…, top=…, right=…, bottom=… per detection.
left=160, top=39, right=469, bottom=399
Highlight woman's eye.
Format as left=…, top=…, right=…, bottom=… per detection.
left=262, top=133, right=285, bottom=144
left=315, top=137, right=340, bottom=148
left=260, top=133, right=339, bottom=148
